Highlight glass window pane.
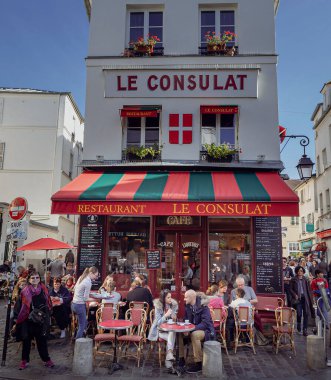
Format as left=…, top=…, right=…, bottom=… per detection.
left=130, top=28, right=144, bottom=43
left=202, top=113, right=216, bottom=127
left=201, top=11, right=215, bottom=26
left=127, top=117, right=142, bottom=128
left=220, top=11, right=234, bottom=25
left=220, top=129, right=235, bottom=145
left=130, top=12, right=144, bottom=27
left=149, top=27, right=163, bottom=43
left=127, top=129, right=141, bottom=145
left=145, top=114, right=160, bottom=128
left=201, top=127, right=217, bottom=146
left=201, top=27, right=215, bottom=43
left=149, top=12, right=163, bottom=26
left=221, top=114, right=234, bottom=127
left=145, top=129, right=159, bottom=145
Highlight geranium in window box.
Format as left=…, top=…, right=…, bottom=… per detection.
left=205, top=31, right=237, bottom=54
left=203, top=143, right=239, bottom=162
left=124, top=144, right=162, bottom=161
left=130, top=34, right=160, bottom=56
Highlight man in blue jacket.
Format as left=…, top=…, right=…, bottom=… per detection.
left=179, top=289, right=215, bottom=373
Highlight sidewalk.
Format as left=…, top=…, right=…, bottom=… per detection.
left=1, top=299, right=330, bottom=380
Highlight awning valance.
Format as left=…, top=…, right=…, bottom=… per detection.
left=120, top=106, right=160, bottom=118
left=51, top=171, right=299, bottom=217
left=200, top=105, right=238, bottom=114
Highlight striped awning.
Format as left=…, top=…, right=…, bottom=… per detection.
left=51, top=171, right=299, bottom=217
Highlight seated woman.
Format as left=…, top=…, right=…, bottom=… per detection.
left=99, top=278, right=121, bottom=312
left=148, top=289, right=178, bottom=369
left=49, top=277, right=72, bottom=338
left=218, top=280, right=230, bottom=306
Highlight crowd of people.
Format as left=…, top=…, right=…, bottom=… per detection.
left=1, top=251, right=331, bottom=373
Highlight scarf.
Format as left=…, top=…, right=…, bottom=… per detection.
left=16, top=283, right=52, bottom=324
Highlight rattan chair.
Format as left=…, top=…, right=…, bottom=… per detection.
left=148, top=308, right=167, bottom=367
left=272, top=307, right=296, bottom=355
left=209, top=306, right=228, bottom=355
left=234, top=306, right=256, bottom=354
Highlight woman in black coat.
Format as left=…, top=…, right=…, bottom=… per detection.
left=290, top=266, right=315, bottom=336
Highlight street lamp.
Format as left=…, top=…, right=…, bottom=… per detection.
left=281, top=134, right=314, bottom=180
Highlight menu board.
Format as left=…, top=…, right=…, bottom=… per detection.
left=254, top=217, right=282, bottom=294
left=77, top=214, right=105, bottom=288
left=146, top=249, right=161, bottom=269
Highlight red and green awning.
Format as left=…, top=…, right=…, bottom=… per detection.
left=51, top=171, right=299, bottom=217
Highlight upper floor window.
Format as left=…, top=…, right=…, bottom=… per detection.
left=319, top=193, right=324, bottom=215
left=326, top=189, right=330, bottom=212
left=290, top=216, right=299, bottom=225
left=0, top=142, right=5, bottom=170
left=200, top=10, right=235, bottom=47
left=125, top=114, right=160, bottom=148
left=129, top=11, right=163, bottom=48
left=201, top=112, right=236, bottom=147
left=322, top=148, right=327, bottom=169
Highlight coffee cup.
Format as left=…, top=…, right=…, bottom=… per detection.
left=185, top=319, right=189, bottom=324
left=168, top=319, right=173, bottom=324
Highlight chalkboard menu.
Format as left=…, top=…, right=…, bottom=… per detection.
left=77, top=214, right=105, bottom=289
left=254, top=217, right=282, bottom=294
left=146, top=249, right=161, bottom=269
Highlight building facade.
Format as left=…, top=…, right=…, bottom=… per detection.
left=311, top=81, right=331, bottom=262
left=0, top=89, right=84, bottom=271
left=52, top=0, right=297, bottom=305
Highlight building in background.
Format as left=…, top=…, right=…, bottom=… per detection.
left=0, top=88, right=84, bottom=271
left=311, top=81, right=331, bottom=262
left=52, top=0, right=298, bottom=303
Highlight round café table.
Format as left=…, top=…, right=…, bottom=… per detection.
left=98, top=319, right=133, bottom=375
left=159, top=322, right=195, bottom=376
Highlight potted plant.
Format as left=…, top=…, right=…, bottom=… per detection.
left=205, top=31, right=236, bottom=54
left=130, top=34, right=160, bottom=56
left=203, top=143, right=239, bottom=162
left=124, top=144, right=162, bottom=160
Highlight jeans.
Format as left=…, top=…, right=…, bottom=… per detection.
left=72, top=303, right=87, bottom=339
left=296, top=296, right=308, bottom=330
left=158, top=331, right=176, bottom=351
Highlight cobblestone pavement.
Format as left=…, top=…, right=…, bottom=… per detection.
left=1, top=299, right=330, bottom=380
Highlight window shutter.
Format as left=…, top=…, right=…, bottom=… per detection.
left=0, top=142, right=5, bottom=169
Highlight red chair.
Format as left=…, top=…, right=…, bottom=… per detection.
left=93, top=305, right=117, bottom=360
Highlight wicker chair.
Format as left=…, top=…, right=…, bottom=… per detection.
left=118, top=308, right=147, bottom=367
left=149, top=308, right=167, bottom=367
left=234, top=306, right=256, bottom=354
left=209, top=306, right=228, bottom=355
left=272, top=307, right=296, bottom=355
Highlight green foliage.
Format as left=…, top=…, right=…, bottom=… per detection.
left=203, top=143, right=238, bottom=159
left=125, top=144, right=162, bottom=159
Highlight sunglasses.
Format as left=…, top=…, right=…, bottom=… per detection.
left=30, top=276, right=40, bottom=280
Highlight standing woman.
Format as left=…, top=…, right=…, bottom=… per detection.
left=72, top=266, right=99, bottom=339
left=13, top=271, right=53, bottom=370
left=290, top=265, right=315, bottom=336
left=148, top=289, right=178, bottom=368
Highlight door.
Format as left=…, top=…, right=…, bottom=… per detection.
left=156, top=231, right=201, bottom=316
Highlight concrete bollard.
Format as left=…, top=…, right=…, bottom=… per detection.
left=72, top=337, right=94, bottom=376
left=306, top=335, right=326, bottom=370
left=203, top=340, right=224, bottom=378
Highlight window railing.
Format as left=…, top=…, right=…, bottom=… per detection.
left=200, top=148, right=239, bottom=163
left=199, top=45, right=238, bottom=56
left=124, top=46, right=164, bottom=57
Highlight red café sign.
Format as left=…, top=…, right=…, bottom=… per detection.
left=317, top=229, right=331, bottom=239
left=9, top=197, right=28, bottom=221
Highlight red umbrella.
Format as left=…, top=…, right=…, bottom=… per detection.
left=279, top=125, right=287, bottom=143
left=17, top=238, right=74, bottom=283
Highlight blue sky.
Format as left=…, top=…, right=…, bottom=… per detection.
left=0, top=0, right=330, bottom=178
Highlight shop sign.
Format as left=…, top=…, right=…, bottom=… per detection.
left=182, top=242, right=199, bottom=249
left=317, top=229, right=331, bottom=239
left=158, top=241, right=174, bottom=248
left=6, top=220, right=28, bottom=241
left=105, top=69, right=258, bottom=98
left=306, top=224, right=314, bottom=233
left=167, top=216, right=193, bottom=225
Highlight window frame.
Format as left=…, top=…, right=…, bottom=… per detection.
left=200, top=8, right=237, bottom=47
left=127, top=9, right=163, bottom=48
left=123, top=113, right=161, bottom=148
left=200, top=112, right=238, bottom=147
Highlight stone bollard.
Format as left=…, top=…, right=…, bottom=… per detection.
left=306, top=335, right=326, bottom=370
left=203, top=340, right=224, bottom=378
left=72, top=337, right=94, bottom=376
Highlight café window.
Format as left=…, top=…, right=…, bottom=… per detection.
left=124, top=113, right=160, bottom=148
left=128, top=11, right=163, bottom=48
left=200, top=10, right=236, bottom=47
left=201, top=113, right=236, bottom=146
left=108, top=216, right=150, bottom=289
left=208, top=217, right=251, bottom=289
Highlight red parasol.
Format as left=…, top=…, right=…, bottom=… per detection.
left=279, top=125, right=287, bottom=143
left=17, top=238, right=74, bottom=283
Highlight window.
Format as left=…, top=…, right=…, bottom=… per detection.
left=200, top=10, right=235, bottom=47
left=326, top=189, right=330, bottom=212
left=288, top=242, right=300, bottom=252
left=129, top=11, right=163, bottom=47
left=125, top=114, right=160, bottom=147
left=201, top=113, right=236, bottom=146
left=301, top=217, right=305, bottom=233
left=290, top=216, right=299, bottom=225
left=300, top=189, right=304, bottom=203
left=319, top=193, right=324, bottom=215
left=69, top=152, right=74, bottom=179
left=322, top=148, right=328, bottom=169
left=317, top=155, right=320, bottom=176
left=0, top=142, right=4, bottom=170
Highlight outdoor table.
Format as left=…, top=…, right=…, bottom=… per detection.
left=159, top=322, right=195, bottom=376
left=98, top=319, right=133, bottom=375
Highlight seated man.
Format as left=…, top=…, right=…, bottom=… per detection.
left=126, top=280, right=153, bottom=312
left=179, top=290, right=215, bottom=374
left=49, top=277, right=72, bottom=338
left=229, top=288, right=253, bottom=323
left=230, top=277, right=258, bottom=305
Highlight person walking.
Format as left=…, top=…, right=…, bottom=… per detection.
left=71, top=266, right=99, bottom=339
left=148, top=289, right=178, bottom=369
left=48, top=254, right=66, bottom=285
left=290, top=266, right=315, bottom=336
left=13, top=271, right=54, bottom=370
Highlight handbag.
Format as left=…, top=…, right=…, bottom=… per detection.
left=28, top=304, right=47, bottom=325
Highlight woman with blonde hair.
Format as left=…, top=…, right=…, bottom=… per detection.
left=71, top=266, right=99, bottom=338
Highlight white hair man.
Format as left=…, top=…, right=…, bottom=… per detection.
left=230, top=277, right=258, bottom=305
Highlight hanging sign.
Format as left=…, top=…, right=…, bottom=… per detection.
left=146, top=249, right=161, bottom=269
left=9, top=197, right=28, bottom=221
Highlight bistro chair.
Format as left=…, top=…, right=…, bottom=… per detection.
left=129, top=301, right=150, bottom=338
left=93, top=305, right=117, bottom=360
left=118, top=308, right=147, bottom=367
left=148, top=309, right=167, bottom=367
left=209, top=306, right=228, bottom=355
left=272, top=307, right=296, bottom=355
left=234, top=306, right=256, bottom=354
